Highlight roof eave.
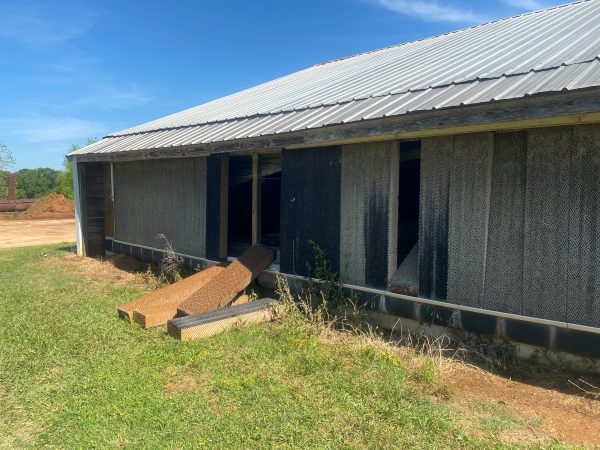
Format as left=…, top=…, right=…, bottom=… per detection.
left=69, top=88, right=600, bottom=163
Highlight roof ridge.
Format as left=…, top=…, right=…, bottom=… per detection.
left=315, top=0, right=590, bottom=67
left=108, top=58, right=598, bottom=138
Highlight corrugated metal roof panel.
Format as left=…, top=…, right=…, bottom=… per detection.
left=72, top=0, right=600, bottom=156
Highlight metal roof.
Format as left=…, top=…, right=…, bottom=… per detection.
left=72, top=0, right=600, bottom=157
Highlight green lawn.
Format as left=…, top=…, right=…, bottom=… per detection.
left=0, top=245, right=561, bottom=448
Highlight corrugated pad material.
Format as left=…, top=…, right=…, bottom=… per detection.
left=133, top=289, right=248, bottom=329
left=117, top=264, right=226, bottom=321
left=176, top=246, right=275, bottom=317
left=168, top=298, right=280, bottom=341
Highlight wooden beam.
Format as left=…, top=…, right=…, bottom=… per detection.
left=252, top=153, right=262, bottom=245
left=219, top=154, right=229, bottom=259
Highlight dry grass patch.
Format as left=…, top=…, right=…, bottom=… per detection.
left=0, top=382, right=43, bottom=448
left=40, top=249, right=161, bottom=289
left=165, top=376, right=199, bottom=395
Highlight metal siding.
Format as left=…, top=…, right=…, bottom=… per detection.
left=280, top=146, right=341, bottom=276
left=447, top=133, right=493, bottom=308
left=340, top=142, right=397, bottom=288
left=523, top=127, right=571, bottom=321
left=113, top=158, right=207, bottom=257
left=418, top=136, right=451, bottom=300
left=483, top=131, right=527, bottom=315
left=71, top=2, right=600, bottom=157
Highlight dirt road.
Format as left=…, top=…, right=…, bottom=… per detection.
left=0, top=218, right=75, bottom=249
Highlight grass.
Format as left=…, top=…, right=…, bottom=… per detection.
left=0, top=244, right=566, bottom=448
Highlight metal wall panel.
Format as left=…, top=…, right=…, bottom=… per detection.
left=340, top=142, right=398, bottom=288
left=418, top=136, right=451, bottom=300
left=483, top=131, right=527, bottom=314
left=113, top=157, right=207, bottom=257
left=523, top=127, right=571, bottom=322
left=568, top=124, right=600, bottom=327
left=280, top=146, right=341, bottom=277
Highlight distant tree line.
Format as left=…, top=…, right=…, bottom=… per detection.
left=0, top=138, right=97, bottom=200
left=0, top=166, right=73, bottom=199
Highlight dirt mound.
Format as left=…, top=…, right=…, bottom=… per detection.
left=18, top=194, right=74, bottom=220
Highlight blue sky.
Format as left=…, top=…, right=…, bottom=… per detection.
left=0, top=0, right=566, bottom=170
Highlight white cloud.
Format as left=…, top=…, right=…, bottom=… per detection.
left=76, top=85, right=154, bottom=110
left=0, top=3, right=101, bottom=47
left=1, top=116, right=107, bottom=144
left=374, top=0, right=486, bottom=24
left=503, top=0, right=548, bottom=10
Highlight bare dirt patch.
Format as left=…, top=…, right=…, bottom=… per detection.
left=165, top=377, right=198, bottom=394
left=442, top=362, right=600, bottom=447
left=0, top=218, right=75, bottom=248
left=316, top=328, right=600, bottom=447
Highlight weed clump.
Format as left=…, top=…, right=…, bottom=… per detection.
left=273, top=241, right=455, bottom=399
left=156, top=233, right=183, bottom=283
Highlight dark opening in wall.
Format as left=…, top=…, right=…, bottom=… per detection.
left=228, top=155, right=253, bottom=256
left=390, top=140, right=421, bottom=295
left=398, top=140, right=421, bottom=263
left=260, top=153, right=281, bottom=250
left=79, top=162, right=107, bottom=257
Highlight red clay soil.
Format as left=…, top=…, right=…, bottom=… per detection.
left=177, top=246, right=274, bottom=316
left=16, top=194, right=74, bottom=220
left=443, top=364, right=600, bottom=447
left=119, top=264, right=226, bottom=322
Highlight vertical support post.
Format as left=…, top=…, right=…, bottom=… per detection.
left=7, top=173, right=16, bottom=201
left=109, top=162, right=115, bottom=236
left=387, top=142, right=400, bottom=285
left=480, top=132, right=495, bottom=302
left=73, top=157, right=86, bottom=257
left=110, top=162, right=115, bottom=203
left=219, top=154, right=229, bottom=259
left=252, top=153, right=262, bottom=245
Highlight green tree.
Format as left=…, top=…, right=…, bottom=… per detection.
left=0, top=143, right=15, bottom=198
left=0, top=143, right=15, bottom=171
left=57, top=138, right=99, bottom=200
left=56, top=158, right=74, bottom=200
left=15, top=168, right=61, bottom=199
left=0, top=171, right=7, bottom=199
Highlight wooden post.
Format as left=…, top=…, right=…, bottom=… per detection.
left=219, top=154, right=229, bottom=259
left=252, top=153, right=262, bottom=245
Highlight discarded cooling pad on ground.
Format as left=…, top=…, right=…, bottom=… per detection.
left=176, top=245, right=275, bottom=317
left=168, top=297, right=280, bottom=341
left=118, top=264, right=226, bottom=322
